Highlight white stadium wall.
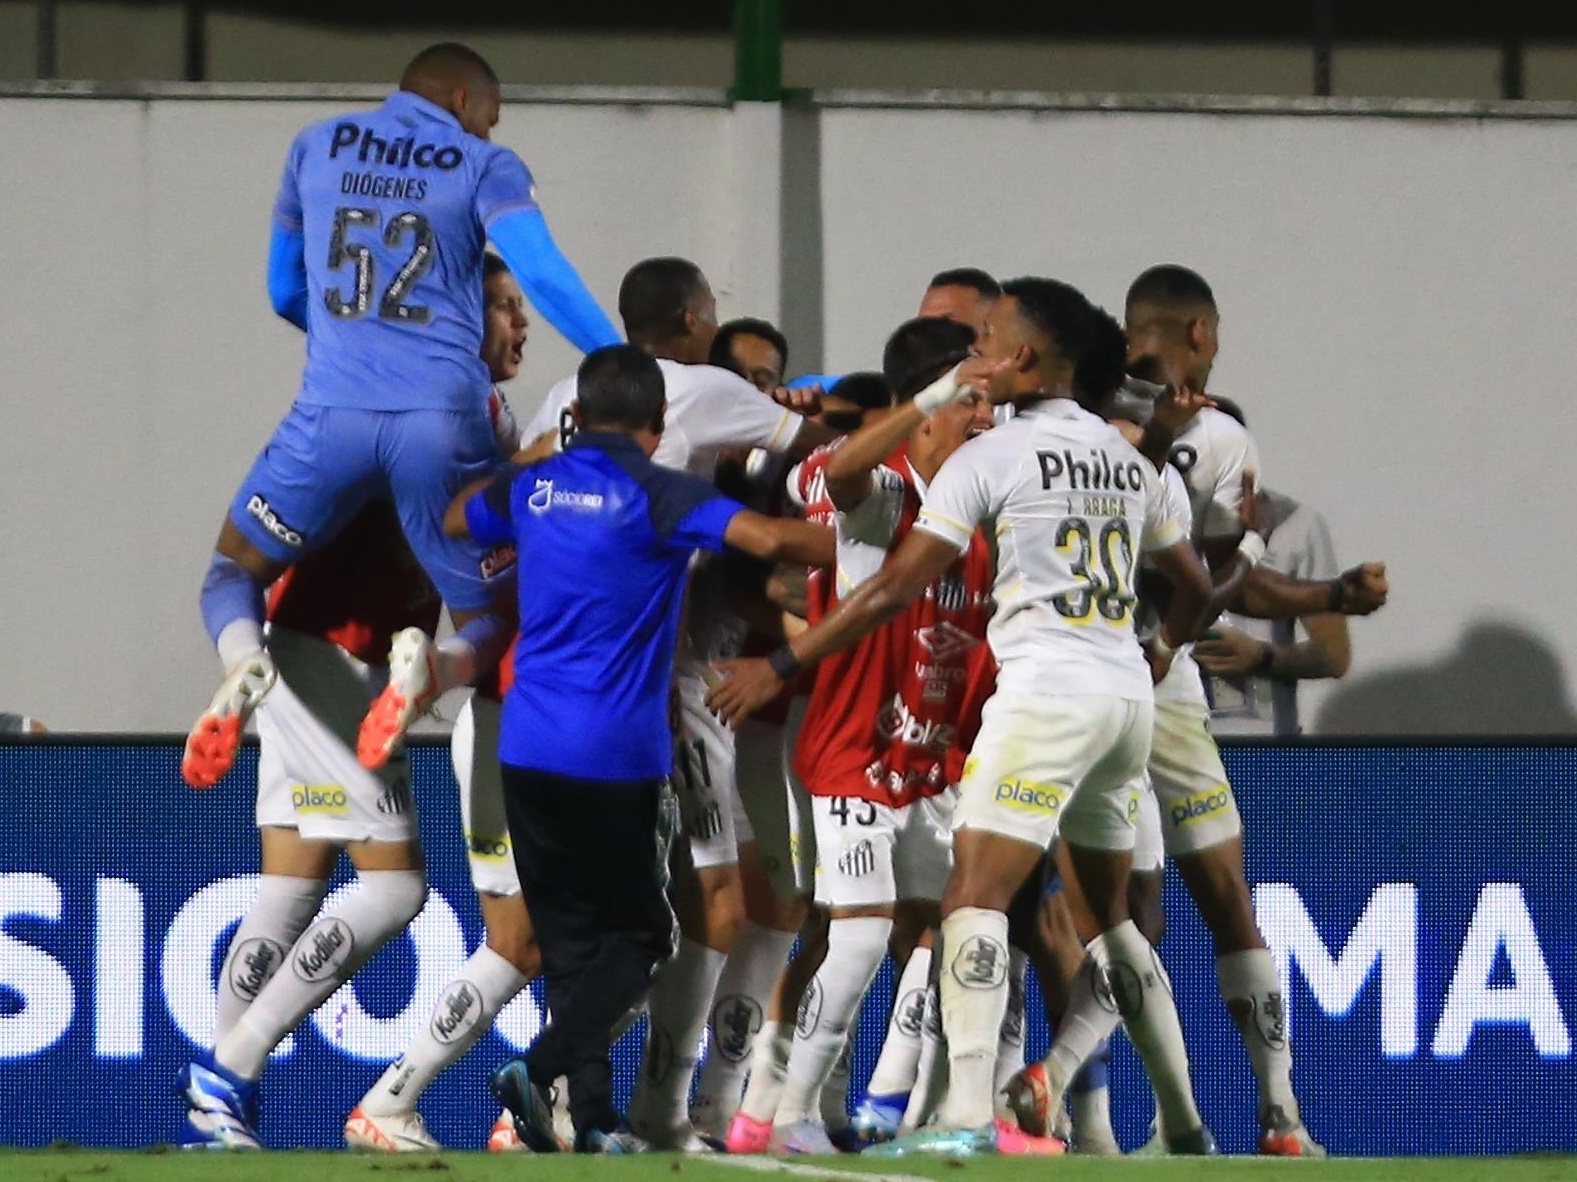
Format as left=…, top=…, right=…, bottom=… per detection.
left=1, top=87, right=1573, bottom=734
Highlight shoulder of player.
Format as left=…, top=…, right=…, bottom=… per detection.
left=659, top=359, right=762, bottom=402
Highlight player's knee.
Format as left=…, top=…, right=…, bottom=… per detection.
left=1128, top=869, right=1166, bottom=945
left=483, top=899, right=541, bottom=977
left=363, top=868, right=428, bottom=927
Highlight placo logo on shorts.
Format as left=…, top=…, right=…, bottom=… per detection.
left=993, top=779, right=1066, bottom=814
left=293, top=918, right=355, bottom=983
left=431, top=981, right=482, bottom=1045
left=1170, top=785, right=1232, bottom=826
left=245, top=494, right=304, bottom=548
left=292, top=785, right=349, bottom=816
left=480, top=543, right=517, bottom=579
left=466, top=831, right=510, bottom=861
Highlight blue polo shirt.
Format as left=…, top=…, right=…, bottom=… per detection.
left=465, top=431, right=745, bottom=781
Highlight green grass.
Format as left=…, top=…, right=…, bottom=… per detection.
left=2, top=1153, right=1576, bottom=1182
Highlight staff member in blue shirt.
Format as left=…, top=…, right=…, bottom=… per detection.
left=446, top=343, right=833, bottom=1154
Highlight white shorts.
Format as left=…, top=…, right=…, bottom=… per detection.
left=1130, top=775, right=1165, bottom=874
left=953, top=694, right=1152, bottom=853
left=452, top=695, right=521, bottom=898
left=734, top=714, right=812, bottom=900
left=812, top=789, right=955, bottom=909
left=1149, top=699, right=1242, bottom=856
left=672, top=674, right=750, bottom=870
left=254, top=629, right=418, bottom=845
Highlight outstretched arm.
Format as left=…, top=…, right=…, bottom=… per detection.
left=488, top=208, right=621, bottom=354
left=266, top=223, right=309, bottom=332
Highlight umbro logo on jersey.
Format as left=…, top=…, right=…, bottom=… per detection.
left=915, top=621, right=980, bottom=662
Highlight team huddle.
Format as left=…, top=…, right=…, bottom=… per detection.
left=172, top=41, right=1390, bottom=1158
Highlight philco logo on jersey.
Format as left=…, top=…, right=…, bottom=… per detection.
left=246, top=494, right=304, bottom=548
left=329, top=123, right=464, bottom=170
left=293, top=918, right=354, bottom=983
left=875, top=695, right=954, bottom=753
left=292, top=785, right=348, bottom=815
left=1171, top=785, right=1232, bottom=826
left=1037, top=448, right=1146, bottom=492
left=994, top=779, right=1067, bottom=814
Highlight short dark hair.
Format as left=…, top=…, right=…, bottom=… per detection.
left=400, top=42, right=499, bottom=92
left=618, top=257, right=708, bottom=342
left=1125, top=264, right=1216, bottom=314
left=709, top=317, right=790, bottom=375
left=927, top=268, right=1001, bottom=299
left=882, top=317, right=977, bottom=403
left=482, top=252, right=510, bottom=283
left=1001, top=277, right=1127, bottom=408
left=826, top=372, right=893, bottom=412
left=576, top=344, right=665, bottom=432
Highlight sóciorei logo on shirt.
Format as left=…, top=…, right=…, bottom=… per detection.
left=527, top=478, right=605, bottom=515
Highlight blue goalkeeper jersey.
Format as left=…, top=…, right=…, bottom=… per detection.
left=274, top=91, right=540, bottom=413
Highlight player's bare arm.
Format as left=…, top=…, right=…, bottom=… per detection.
left=1195, top=611, right=1351, bottom=680
left=722, top=511, right=836, bottom=569
left=1234, top=560, right=1388, bottom=619
left=707, top=528, right=959, bottom=725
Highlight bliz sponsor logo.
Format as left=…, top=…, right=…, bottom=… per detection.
left=993, top=779, right=1066, bottom=814
left=293, top=918, right=354, bottom=983
left=246, top=494, right=304, bottom=548
left=431, top=981, right=481, bottom=1045
left=875, top=695, right=954, bottom=754
left=229, top=937, right=282, bottom=1002
left=950, top=934, right=1007, bottom=990
left=329, top=123, right=464, bottom=170
left=1037, top=448, right=1146, bottom=493
left=1171, top=786, right=1232, bottom=827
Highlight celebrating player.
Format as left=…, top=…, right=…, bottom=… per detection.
left=184, top=41, right=618, bottom=792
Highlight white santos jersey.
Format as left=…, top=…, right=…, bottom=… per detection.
left=1150, top=463, right=1209, bottom=708
left=916, top=398, right=1185, bottom=700
left=1168, top=406, right=1261, bottom=542
left=524, top=359, right=804, bottom=478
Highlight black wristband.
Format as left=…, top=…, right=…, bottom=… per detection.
left=1327, top=577, right=1346, bottom=613
left=1252, top=643, right=1276, bottom=677
left=767, top=645, right=802, bottom=681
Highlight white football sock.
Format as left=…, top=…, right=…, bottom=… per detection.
left=821, top=1028, right=856, bottom=1131
left=358, top=944, right=529, bottom=1116
left=992, top=948, right=1029, bottom=1101
left=1218, top=948, right=1300, bottom=1121
left=630, top=938, right=726, bottom=1135
left=215, top=870, right=427, bottom=1081
left=901, top=979, right=946, bottom=1133
left=865, top=945, right=932, bottom=1097
left=216, top=619, right=266, bottom=670
left=215, top=875, right=326, bottom=1041
left=935, top=907, right=1012, bottom=1130
left=737, top=1019, right=793, bottom=1122
left=776, top=915, right=890, bottom=1125
left=1089, top=920, right=1202, bottom=1140
left=693, top=921, right=797, bottom=1134
left=1040, top=955, right=1123, bottom=1105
